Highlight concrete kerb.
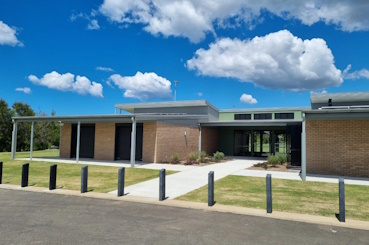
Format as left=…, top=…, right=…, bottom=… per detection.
left=1, top=183, right=368, bottom=231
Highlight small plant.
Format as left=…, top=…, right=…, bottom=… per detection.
left=213, top=151, right=225, bottom=162
left=276, top=154, right=287, bottom=164
left=200, top=151, right=208, bottom=163
left=187, top=152, right=199, bottom=164
left=267, top=154, right=287, bottom=166
left=254, top=162, right=269, bottom=170
left=170, top=152, right=180, bottom=164
left=267, top=155, right=279, bottom=166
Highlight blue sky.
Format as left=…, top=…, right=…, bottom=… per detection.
left=1, top=0, right=369, bottom=115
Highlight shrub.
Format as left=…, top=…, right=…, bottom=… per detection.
left=213, top=151, right=225, bottom=162
left=267, top=154, right=287, bottom=166
left=187, top=152, right=199, bottom=164
left=170, top=152, right=180, bottom=164
left=276, top=154, right=287, bottom=164
left=200, top=151, right=208, bottom=163
left=267, top=155, right=280, bottom=166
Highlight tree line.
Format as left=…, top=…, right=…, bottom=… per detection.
left=0, top=99, right=59, bottom=152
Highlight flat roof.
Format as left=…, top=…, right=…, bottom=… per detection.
left=201, top=119, right=302, bottom=127
left=12, top=114, right=209, bottom=123
left=310, top=92, right=369, bottom=104
left=220, top=106, right=310, bottom=113
left=115, top=100, right=218, bottom=113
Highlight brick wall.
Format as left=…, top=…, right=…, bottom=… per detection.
left=142, top=122, right=157, bottom=163
left=306, top=120, right=369, bottom=177
left=156, top=122, right=199, bottom=163
left=142, top=122, right=220, bottom=163
left=201, top=127, right=219, bottom=155
left=94, top=123, right=115, bottom=161
left=60, top=123, right=71, bottom=158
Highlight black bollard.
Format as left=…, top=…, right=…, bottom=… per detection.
left=118, top=167, right=125, bottom=197
left=208, top=171, right=214, bottom=206
left=266, top=174, right=272, bottom=213
left=0, top=161, right=3, bottom=184
left=49, top=164, right=57, bottom=190
left=339, top=178, right=345, bottom=222
left=159, top=169, right=166, bottom=201
left=21, top=163, right=29, bottom=187
left=81, top=166, right=88, bottom=193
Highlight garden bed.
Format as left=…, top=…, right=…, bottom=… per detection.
left=248, top=162, right=289, bottom=171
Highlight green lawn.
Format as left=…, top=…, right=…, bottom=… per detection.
left=0, top=150, right=176, bottom=193
left=177, top=175, right=369, bottom=221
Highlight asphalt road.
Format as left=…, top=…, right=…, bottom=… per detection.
left=0, top=189, right=368, bottom=245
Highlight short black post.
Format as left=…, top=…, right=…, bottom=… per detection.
left=49, top=164, right=57, bottom=190
left=208, top=171, right=215, bottom=206
left=266, top=174, right=272, bottom=213
left=339, top=178, right=345, bottom=222
left=81, top=166, right=88, bottom=193
left=21, top=163, right=29, bottom=187
left=118, top=167, right=125, bottom=197
left=159, top=169, right=165, bottom=201
left=0, top=161, right=3, bottom=184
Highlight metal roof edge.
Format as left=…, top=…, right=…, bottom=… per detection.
left=219, top=106, right=310, bottom=113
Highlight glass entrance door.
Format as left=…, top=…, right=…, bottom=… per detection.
left=253, top=130, right=271, bottom=156
left=234, top=130, right=251, bottom=156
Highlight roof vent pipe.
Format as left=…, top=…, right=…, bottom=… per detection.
left=328, top=99, right=332, bottom=106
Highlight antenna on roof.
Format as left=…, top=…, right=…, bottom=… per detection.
left=174, top=80, right=179, bottom=101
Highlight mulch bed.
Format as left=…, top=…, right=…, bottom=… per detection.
left=247, top=162, right=289, bottom=172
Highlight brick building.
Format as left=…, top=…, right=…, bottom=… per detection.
left=11, top=92, right=369, bottom=178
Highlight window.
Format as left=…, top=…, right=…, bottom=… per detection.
left=275, top=113, right=294, bottom=119
left=234, top=114, right=251, bottom=120
left=254, top=113, right=272, bottom=120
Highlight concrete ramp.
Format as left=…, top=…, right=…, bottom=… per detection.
left=109, top=159, right=259, bottom=199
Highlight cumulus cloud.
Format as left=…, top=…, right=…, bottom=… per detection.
left=15, top=87, right=31, bottom=94
left=96, top=66, right=114, bottom=72
left=0, top=20, right=23, bottom=46
left=342, top=64, right=369, bottom=80
left=98, top=0, right=369, bottom=42
left=28, top=71, right=103, bottom=98
left=187, top=30, right=343, bottom=91
left=240, top=94, right=257, bottom=104
left=108, top=71, right=172, bottom=101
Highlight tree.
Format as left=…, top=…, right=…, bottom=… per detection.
left=34, top=108, right=60, bottom=150
left=0, top=99, right=13, bottom=152
left=12, top=102, right=35, bottom=151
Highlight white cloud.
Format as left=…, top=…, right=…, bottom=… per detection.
left=28, top=71, right=103, bottom=98
left=71, top=13, right=100, bottom=30
left=96, top=66, right=114, bottom=72
left=240, top=93, right=257, bottom=104
left=342, top=64, right=369, bottom=80
left=15, top=87, right=31, bottom=94
left=0, top=20, right=23, bottom=46
left=187, top=30, right=343, bottom=91
left=87, top=19, right=100, bottom=30
left=310, top=90, right=328, bottom=95
left=98, top=0, right=369, bottom=42
left=197, top=92, right=203, bottom=97
left=108, top=71, right=172, bottom=101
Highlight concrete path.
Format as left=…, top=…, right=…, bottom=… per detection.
left=16, top=157, right=197, bottom=172
left=233, top=169, right=369, bottom=186
left=109, top=159, right=260, bottom=199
